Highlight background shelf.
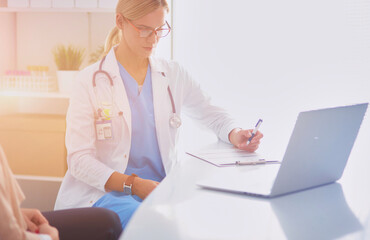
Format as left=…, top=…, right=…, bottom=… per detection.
left=0, top=7, right=114, bottom=12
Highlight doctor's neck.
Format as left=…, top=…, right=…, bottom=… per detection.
left=115, top=43, right=149, bottom=71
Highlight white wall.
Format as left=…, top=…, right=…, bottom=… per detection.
left=16, top=12, right=115, bottom=73
left=0, top=11, right=115, bottom=75
left=0, top=6, right=171, bottom=75
left=173, top=0, right=370, bottom=157
left=0, top=13, right=16, bottom=75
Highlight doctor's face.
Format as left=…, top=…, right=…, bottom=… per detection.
left=119, top=7, right=168, bottom=58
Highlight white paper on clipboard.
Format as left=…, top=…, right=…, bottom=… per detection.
left=186, top=148, right=263, bottom=167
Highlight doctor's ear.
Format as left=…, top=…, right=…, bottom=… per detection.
left=116, top=13, right=124, bottom=30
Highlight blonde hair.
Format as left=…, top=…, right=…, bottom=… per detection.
left=104, top=0, right=169, bottom=56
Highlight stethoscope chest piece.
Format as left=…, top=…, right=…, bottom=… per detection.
left=170, top=114, right=182, bottom=128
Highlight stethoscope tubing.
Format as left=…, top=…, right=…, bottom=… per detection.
left=167, top=86, right=176, bottom=114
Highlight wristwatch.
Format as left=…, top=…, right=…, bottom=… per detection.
left=123, top=173, right=138, bottom=195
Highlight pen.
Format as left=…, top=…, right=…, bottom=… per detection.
left=247, top=119, right=263, bottom=145
left=235, top=159, right=280, bottom=165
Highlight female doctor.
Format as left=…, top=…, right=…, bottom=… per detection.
left=54, top=0, right=263, bottom=230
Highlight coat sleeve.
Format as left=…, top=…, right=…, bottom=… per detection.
left=179, top=64, right=240, bottom=143
left=65, top=71, right=115, bottom=192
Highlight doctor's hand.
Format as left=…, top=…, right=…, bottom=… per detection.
left=229, top=128, right=263, bottom=153
left=132, top=178, right=160, bottom=200
left=21, top=208, right=49, bottom=233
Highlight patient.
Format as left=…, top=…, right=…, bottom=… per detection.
left=0, top=145, right=122, bottom=240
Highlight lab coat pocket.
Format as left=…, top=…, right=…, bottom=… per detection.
left=95, top=117, right=124, bottom=154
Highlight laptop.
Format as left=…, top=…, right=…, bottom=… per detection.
left=197, top=103, right=368, bottom=198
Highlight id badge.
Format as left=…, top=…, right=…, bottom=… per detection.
left=96, top=120, right=113, bottom=140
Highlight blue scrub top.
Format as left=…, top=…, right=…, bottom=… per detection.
left=118, top=61, right=166, bottom=183
left=92, top=62, right=167, bottom=229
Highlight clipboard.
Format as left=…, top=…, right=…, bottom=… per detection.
left=186, top=148, right=280, bottom=167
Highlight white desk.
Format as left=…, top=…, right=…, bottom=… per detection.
left=121, top=131, right=370, bottom=240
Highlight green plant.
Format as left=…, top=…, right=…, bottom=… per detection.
left=89, top=45, right=105, bottom=64
left=53, top=45, right=85, bottom=71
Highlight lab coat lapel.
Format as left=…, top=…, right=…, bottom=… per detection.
left=150, top=57, right=172, bottom=173
left=103, top=49, right=131, bottom=136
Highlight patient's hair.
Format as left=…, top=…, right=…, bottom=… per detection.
left=104, top=0, right=169, bottom=56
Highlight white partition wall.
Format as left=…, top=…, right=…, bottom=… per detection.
left=172, top=0, right=370, bottom=157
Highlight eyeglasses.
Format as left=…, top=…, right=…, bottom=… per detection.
left=126, top=19, right=171, bottom=38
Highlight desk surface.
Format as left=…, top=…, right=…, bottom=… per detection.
left=121, top=132, right=370, bottom=240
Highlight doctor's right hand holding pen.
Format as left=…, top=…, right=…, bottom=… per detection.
left=228, top=119, right=264, bottom=152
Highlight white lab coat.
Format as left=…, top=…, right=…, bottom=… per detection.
left=54, top=47, right=238, bottom=210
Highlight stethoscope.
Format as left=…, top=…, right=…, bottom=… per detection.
left=93, top=56, right=182, bottom=128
